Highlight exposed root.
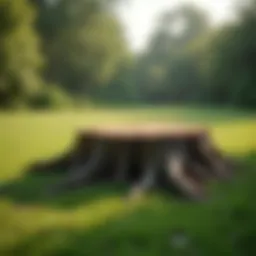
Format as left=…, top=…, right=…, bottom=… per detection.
left=48, top=141, right=107, bottom=194
left=165, top=149, right=206, bottom=201
left=198, top=136, right=232, bottom=180
left=29, top=150, right=73, bottom=174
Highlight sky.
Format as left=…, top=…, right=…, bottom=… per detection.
left=116, top=0, right=238, bottom=52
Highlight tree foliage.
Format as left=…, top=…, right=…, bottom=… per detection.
left=33, top=0, right=129, bottom=95
left=128, top=2, right=256, bottom=109
left=133, top=4, right=210, bottom=103
left=205, top=0, right=256, bottom=108
left=0, top=0, right=44, bottom=108
left=0, top=0, right=255, bottom=109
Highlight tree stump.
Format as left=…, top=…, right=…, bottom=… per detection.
left=29, top=123, right=233, bottom=201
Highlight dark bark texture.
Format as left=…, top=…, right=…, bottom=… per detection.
left=29, top=124, right=233, bottom=201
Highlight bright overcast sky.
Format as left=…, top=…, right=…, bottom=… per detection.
left=116, top=0, right=237, bottom=51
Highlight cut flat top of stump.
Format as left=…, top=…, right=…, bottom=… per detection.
left=78, top=123, right=208, bottom=140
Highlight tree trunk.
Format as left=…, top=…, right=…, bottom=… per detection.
left=29, top=124, right=233, bottom=201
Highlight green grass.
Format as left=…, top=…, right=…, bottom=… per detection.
left=0, top=106, right=255, bottom=255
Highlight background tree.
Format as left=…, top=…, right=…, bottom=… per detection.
left=205, top=0, right=256, bottom=108
left=32, top=0, right=129, bottom=96
left=132, top=1, right=256, bottom=109
left=0, top=0, right=255, bottom=109
left=0, top=0, right=44, bottom=108
left=133, top=4, right=211, bottom=103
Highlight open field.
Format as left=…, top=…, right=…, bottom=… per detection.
left=0, top=106, right=255, bottom=255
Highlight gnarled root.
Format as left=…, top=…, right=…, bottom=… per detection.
left=198, top=136, right=233, bottom=181
left=28, top=150, right=74, bottom=174
left=47, top=141, right=107, bottom=195
left=165, top=147, right=206, bottom=201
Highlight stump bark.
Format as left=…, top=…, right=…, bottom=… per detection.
left=29, top=124, right=233, bottom=201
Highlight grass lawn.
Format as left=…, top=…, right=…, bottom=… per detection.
left=0, top=106, right=255, bottom=255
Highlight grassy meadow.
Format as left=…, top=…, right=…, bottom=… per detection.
left=0, top=106, right=255, bottom=255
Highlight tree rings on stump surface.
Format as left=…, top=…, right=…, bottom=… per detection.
left=29, top=123, right=233, bottom=201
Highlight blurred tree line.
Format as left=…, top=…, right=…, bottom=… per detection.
left=130, top=0, right=256, bottom=109
left=0, top=0, right=255, bottom=109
